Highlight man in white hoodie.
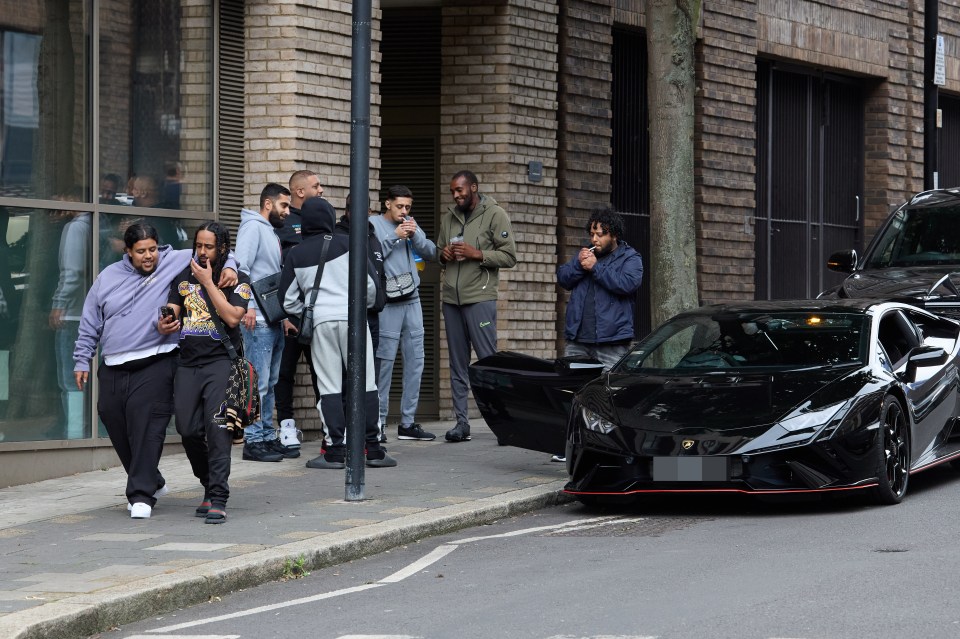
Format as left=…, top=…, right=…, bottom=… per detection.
left=235, top=183, right=293, bottom=462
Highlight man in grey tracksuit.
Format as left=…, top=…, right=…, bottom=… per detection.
left=370, top=185, right=438, bottom=441
left=280, top=196, right=395, bottom=469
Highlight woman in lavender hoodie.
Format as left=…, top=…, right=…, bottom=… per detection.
left=73, top=223, right=237, bottom=519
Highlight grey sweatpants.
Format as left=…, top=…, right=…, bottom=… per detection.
left=442, top=300, right=497, bottom=425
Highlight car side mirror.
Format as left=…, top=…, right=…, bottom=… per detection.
left=827, top=249, right=858, bottom=273
left=901, top=345, right=948, bottom=383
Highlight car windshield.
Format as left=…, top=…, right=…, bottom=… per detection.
left=865, top=204, right=960, bottom=268
left=618, top=312, right=868, bottom=372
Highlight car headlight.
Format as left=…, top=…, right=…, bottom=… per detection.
left=776, top=401, right=847, bottom=434
left=581, top=407, right=617, bottom=434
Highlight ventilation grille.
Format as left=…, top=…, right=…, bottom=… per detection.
left=217, top=0, right=245, bottom=232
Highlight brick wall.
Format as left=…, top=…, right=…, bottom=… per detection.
left=696, top=1, right=759, bottom=304
left=555, top=0, right=613, bottom=350
left=438, top=0, right=559, bottom=419
left=245, top=0, right=382, bottom=432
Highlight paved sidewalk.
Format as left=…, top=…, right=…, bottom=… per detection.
left=0, top=421, right=569, bottom=639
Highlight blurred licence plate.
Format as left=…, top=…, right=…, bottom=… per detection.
left=653, top=457, right=728, bottom=482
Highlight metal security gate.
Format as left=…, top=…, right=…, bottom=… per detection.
left=940, top=94, right=960, bottom=189
left=755, top=63, right=864, bottom=300
left=611, top=27, right=652, bottom=338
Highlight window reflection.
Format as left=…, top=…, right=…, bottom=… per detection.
left=99, top=0, right=211, bottom=211
left=0, top=1, right=90, bottom=201
left=0, top=205, right=91, bottom=442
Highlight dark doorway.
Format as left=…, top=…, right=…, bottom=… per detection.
left=940, top=93, right=960, bottom=189
left=379, top=6, right=441, bottom=420
left=611, top=27, right=652, bottom=338
left=755, top=62, right=865, bottom=299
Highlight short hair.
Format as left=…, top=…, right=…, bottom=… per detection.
left=289, top=170, right=316, bottom=190
left=194, top=220, right=231, bottom=281
left=451, top=170, right=479, bottom=187
left=586, top=207, right=625, bottom=240
left=260, top=183, right=291, bottom=209
left=386, top=185, right=413, bottom=200
left=123, top=222, right=159, bottom=249
left=103, top=173, right=121, bottom=187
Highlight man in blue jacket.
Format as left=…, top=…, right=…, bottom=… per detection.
left=558, top=207, right=643, bottom=370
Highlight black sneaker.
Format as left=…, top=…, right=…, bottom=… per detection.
left=397, top=423, right=436, bottom=441
left=242, top=441, right=283, bottom=462
left=444, top=421, right=471, bottom=442
left=267, top=437, right=300, bottom=459
left=365, top=450, right=398, bottom=468
left=379, top=426, right=388, bottom=443
left=305, top=453, right=345, bottom=469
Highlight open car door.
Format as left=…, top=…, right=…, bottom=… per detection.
left=469, top=351, right=605, bottom=454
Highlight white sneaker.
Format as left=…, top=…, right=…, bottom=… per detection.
left=127, top=484, right=170, bottom=511
left=279, top=420, right=302, bottom=449
left=130, top=503, right=152, bottom=519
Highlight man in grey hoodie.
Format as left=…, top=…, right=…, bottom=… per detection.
left=235, top=183, right=292, bottom=462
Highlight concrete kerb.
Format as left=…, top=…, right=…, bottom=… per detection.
left=0, top=480, right=571, bottom=639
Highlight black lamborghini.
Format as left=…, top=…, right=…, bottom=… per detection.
left=469, top=299, right=960, bottom=505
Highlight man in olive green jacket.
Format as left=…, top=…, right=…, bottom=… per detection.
left=437, top=170, right=517, bottom=442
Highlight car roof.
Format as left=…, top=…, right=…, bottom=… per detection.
left=683, top=298, right=881, bottom=317
left=905, top=188, right=960, bottom=208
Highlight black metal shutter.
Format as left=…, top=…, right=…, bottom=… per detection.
left=611, top=27, right=651, bottom=338
left=940, top=94, right=960, bottom=189
left=217, top=0, right=245, bottom=230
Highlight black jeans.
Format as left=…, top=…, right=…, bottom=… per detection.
left=174, top=360, right=234, bottom=507
left=275, top=334, right=319, bottom=421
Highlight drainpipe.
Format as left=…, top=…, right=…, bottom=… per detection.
left=924, top=0, right=939, bottom=191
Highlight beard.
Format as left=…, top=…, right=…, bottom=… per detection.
left=269, top=211, right=285, bottom=229
left=134, top=263, right=155, bottom=276
left=455, top=199, right=474, bottom=215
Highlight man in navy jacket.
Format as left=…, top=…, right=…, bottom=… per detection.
left=557, top=207, right=644, bottom=371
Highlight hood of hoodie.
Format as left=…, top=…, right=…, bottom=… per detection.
left=240, top=207, right=271, bottom=228
left=301, top=197, right=336, bottom=237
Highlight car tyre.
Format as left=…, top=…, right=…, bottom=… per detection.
left=873, top=395, right=910, bottom=505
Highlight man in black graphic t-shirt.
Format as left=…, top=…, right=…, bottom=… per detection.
left=160, top=222, right=250, bottom=524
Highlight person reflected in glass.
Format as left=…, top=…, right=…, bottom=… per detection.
left=99, top=174, right=122, bottom=205
left=49, top=190, right=91, bottom=439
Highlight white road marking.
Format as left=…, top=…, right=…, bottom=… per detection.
left=456, top=516, right=619, bottom=544
left=544, top=517, right=647, bottom=535
left=336, top=635, right=421, bottom=638
left=146, top=516, right=637, bottom=635
left=379, top=544, right=457, bottom=583
left=148, top=584, right=382, bottom=634
left=125, top=635, right=240, bottom=639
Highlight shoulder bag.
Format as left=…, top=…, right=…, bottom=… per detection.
left=385, top=241, right=417, bottom=302
left=250, top=272, right=286, bottom=324
left=207, top=295, right=261, bottom=433
left=298, top=235, right=332, bottom=346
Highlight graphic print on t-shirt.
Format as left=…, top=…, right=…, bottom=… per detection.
left=177, top=280, right=252, bottom=340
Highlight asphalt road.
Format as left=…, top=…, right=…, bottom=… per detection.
left=98, top=464, right=960, bottom=639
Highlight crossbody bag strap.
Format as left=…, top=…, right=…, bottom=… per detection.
left=304, top=235, right=332, bottom=310
left=205, top=288, right=240, bottom=361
